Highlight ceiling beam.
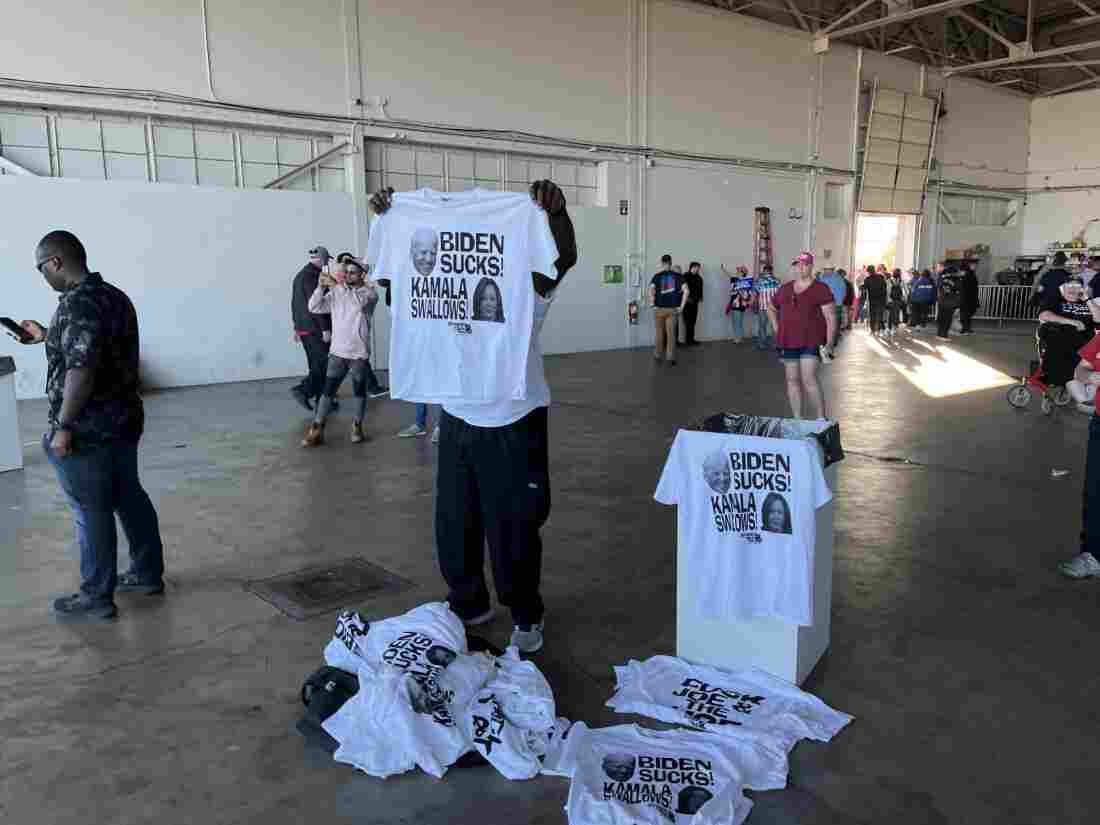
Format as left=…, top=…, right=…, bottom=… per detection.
left=983, top=58, right=1100, bottom=70
left=818, top=0, right=879, bottom=35
left=1042, top=13, right=1100, bottom=37
left=1041, top=74, right=1100, bottom=95
left=952, top=10, right=1017, bottom=51
left=783, top=0, right=811, bottom=30
left=945, top=36, right=1100, bottom=74
left=818, top=0, right=982, bottom=41
left=1073, top=0, right=1099, bottom=16
left=949, top=17, right=982, bottom=64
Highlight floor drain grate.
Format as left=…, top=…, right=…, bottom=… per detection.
left=245, top=558, right=412, bottom=620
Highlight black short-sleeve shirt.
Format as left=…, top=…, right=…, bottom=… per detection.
left=45, top=273, right=144, bottom=444
left=1039, top=288, right=1092, bottom=326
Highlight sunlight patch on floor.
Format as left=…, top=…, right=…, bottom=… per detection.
left=862, top=331, right=1018, bottom=398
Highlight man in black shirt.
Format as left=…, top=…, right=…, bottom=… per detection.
left=863, top=265, right=888, bottom=335
left=18, top=230, right=165, bottom=620
left=1034, top=252, right=1072, bottom=308
left=291, top=246, right=334, bottom=410
left=681, top=261, right=704, bottom=347
left=959, top=263, right=980, bottom=335
left=936, top=263, right=964, bottom=340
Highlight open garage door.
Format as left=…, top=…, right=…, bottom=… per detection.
left=858, top=83, right=940, bottom=215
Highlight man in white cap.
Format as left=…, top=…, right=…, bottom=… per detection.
left=291, top=246, right=334, bottom=410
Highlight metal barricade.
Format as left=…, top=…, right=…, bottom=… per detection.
left=974, top=285, right=1038, bottom=325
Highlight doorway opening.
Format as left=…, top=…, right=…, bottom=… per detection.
left=854, top=213, right=917, bottom=274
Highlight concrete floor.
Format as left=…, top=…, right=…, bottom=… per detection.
left=2, top=324, right=1098, bottom=825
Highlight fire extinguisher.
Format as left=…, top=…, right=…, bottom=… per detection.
left=628, top=300, right=639, bottom=325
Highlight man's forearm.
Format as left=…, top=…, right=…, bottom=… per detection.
left=533, top=209, right=577, bottom=298
left=57, top=368, right=95, bottom=428
left=548, top=209, right=577, bottom=279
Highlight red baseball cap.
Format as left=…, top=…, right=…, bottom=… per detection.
left=792, top=251, right=814, bottom=267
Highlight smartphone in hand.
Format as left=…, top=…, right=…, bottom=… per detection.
left=1, top=317, right=35, bottom=344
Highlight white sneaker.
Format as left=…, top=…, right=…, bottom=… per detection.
left=397, top=424, right=427, bottom=438
left=431, top=426, right=440, bottom=444
left=511, top=622, right=545, bottom=654
left=1058, top=552, right=1100, bottom=579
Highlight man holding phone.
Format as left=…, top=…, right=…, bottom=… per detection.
left=16, top=230, right=165, bottom=620
left=290, top=246, right=335, bottom=411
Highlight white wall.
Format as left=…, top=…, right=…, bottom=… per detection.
left=0, top=177, right=355, bottom=399
left=0, top=0, right=1041, bottom=394
left=1022, top=91, right=1100, bottom=255
left=645, top=164, right=808, bottom=344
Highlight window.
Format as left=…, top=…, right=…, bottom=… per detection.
left=365, top=140, right=603, bottom=207
left=823, top=183, right=847, bottom=221
left=941, top=195, right=1016, bottom=226
left=0, top=105, right=347, bottom=192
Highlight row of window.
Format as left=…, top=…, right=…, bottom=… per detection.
left=0, top=108, right=346, bottom=191
left=364, top=141, right=603, bottom=207
left=821, top=182, right=1017, bottom=227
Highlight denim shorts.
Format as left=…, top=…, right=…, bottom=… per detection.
left=778, top=346, right=821, bottom=361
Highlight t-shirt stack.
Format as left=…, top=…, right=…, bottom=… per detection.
left=314, top=606, right=853, bottom=824
left=320, top=602, right=561, bottom=780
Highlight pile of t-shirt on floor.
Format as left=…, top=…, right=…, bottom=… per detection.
left=314, top=603, right=852, bottom=824
left=319, top=602, right=563, bottom=780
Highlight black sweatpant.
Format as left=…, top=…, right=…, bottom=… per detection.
left=868, top=303, right=886, bottom=333
left=436, top=407, right=550, bottom=627
left=960, top=304, right=976, bottom=333
left=682, top=301, right=699, bottom=345
left=937, top=302, right=959, bottom=338
left=296, top=333, right=330, bottom=400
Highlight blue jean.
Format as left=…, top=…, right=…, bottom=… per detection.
left=43, top=434, right=165, bottom=605
left=416, top=403, right=441, bottom=429
left=754, top=311, right=773, bottom=349
left=731, top=310, right=749, bottom=340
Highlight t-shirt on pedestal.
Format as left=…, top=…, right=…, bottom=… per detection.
left=655, top=430, right=833, bottom=626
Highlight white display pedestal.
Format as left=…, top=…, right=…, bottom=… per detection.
left=0, top=358, right=23, bottom=473
left=677, top=462, right=836, bottom=687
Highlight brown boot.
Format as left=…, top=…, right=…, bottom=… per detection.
left=301, top=422, right=324, bottom=447
left=351, top=420, right=364, bottom=444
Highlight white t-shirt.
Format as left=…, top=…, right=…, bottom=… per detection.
left=544, top=723, right=772, bottom=825
left=655, top=430, right=832, bottom=626
left=323, top=601, right=468, bottom=677
left=607, top=656, right=853, bottom=752
left=462, top=647, right=558, bottom=780
left=366, top=188, right=559, bottom=412
left=444, top=292, right=555, bottom=428
left=323, top=658, right=491, bottom=779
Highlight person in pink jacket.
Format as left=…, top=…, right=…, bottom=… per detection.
left=301, top=256, right=379, bottom=447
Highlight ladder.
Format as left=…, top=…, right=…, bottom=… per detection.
left=753, top=207, right=773, bottom=277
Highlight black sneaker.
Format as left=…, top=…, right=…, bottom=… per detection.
left=117, top=573, right=165, bottom=595
left=53, top=594, right=117, bottom=621
left=290, top=387, right=313, bottom=411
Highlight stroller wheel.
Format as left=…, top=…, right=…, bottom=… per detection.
left=1053, top=387, right=1072, bottom=407
left=1007, top=385, right=1032, bottom=409
left=1041, top=395, right=1054, bottom=415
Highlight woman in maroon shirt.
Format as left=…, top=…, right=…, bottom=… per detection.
left=766, top=252, right=837, bottom=420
